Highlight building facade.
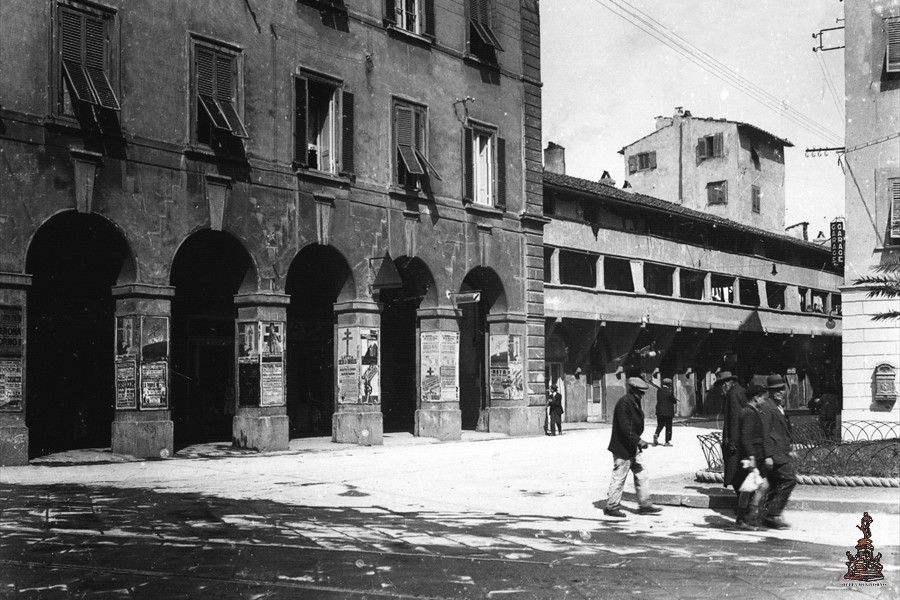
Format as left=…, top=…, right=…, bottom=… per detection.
left=0, top=0, right=548, bottom=465
left=543, top=145, right=842, bottom=422
left=841, top=0, right=900, bottom=426
left=619, top=108, right=791, bottom=233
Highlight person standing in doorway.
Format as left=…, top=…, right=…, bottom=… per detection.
left=604, top=377, right=662, bottom=518
left=548, top=385, right=564, bottom=436
left=758, top=374, right=797, bottom=529
left=653, top=377, right=678, bottom=446
left=717, top=371, right=749, bottom=495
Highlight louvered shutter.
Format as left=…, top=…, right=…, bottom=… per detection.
left=295, top=77, right=308, bottom=166
left=413, top=107, right=442, bottom=181
left=60, top=9, right=97, bottom=105
left=888, top=20, right=900, bottom=73
left=396, top=105, right=423, bottom=176
left=628, top=155, right=637, bottom=174
left=495, top=136, right=506, bottom=209
left=215, top=54, right=248, bottom=138
left=341, top=90, right=355, bottom=175
left=424, top=0, right=435, bottom=37
left=385, top=0, right=397, bottom=23
left=463, top=127, right=474, bottom=202
left=713, top=132, right=724, bottom=157
left=649, top=151, right=657, bottom=169
left=196, top=48, right=230, bottom=130
left=891, top=179, right=900, bottom=240
left=83, top=15, right=119, bottom=110
left=696, top=138, right=705, bottom=163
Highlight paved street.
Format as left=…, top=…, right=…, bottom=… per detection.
left=1, top=424, right=898, bottom=599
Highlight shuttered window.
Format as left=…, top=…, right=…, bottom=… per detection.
left=890, top=178, right=900, bottom=241
left=468, top=0, right=503, bottom=57
left=887, top=18, right=900, bottom=73
left=59, top=6, right=119, bottom=111
left=394, top=100, right=441, bottom=188
left=696, top=133, right=724, bottom=162
left=295, top=73, right=354, bottom=175
left=462, top=124, right=505, bottom=208
left=630, top=151, right=656, bottom=172
left=386, top=0, right=435, bottom=36
left=751, top=185, right=761, bottom=213
left=194, top=43, right=247, bottom=141
left=707, top=180, right=728, bottom=205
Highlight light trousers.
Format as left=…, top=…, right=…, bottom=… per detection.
left=606, top=451, right=651, bottom=510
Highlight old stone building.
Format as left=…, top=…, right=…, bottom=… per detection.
left=0, top=0, right=547, bottom=465
left=620, top=108, right=791, bottom=233
left=542, top=144, right=842, bottom=422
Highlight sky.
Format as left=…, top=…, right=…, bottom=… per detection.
left=540, top=0, right=847, bottom=239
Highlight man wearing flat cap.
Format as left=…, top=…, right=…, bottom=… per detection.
left=653, top=377, right=678, bottom=447
left=757, top=374, right=797, bottom=529
left=715, top=370, right=749, bottom=495
left=604, top=377, right=662, bottom=518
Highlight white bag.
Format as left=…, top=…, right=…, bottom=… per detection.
left=739, top=468, right=763, bottom=493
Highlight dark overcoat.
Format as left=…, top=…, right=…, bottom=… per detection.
left=759, top=400, right=794, bottom=466
left=655, top=387, right=677, bottom=417
left=608, top=392, right=645, bottom=459
left=722, top=383, right=749, bottom=487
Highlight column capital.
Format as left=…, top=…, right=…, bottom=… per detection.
left=234, top=293, right=290, bottom=308
left=417, top=307, right=459, bottom=320
left=111, top=284, right=176, bottom=299
left=486, top=312, right=528, bottom=324
left=0, top=272, right=32, bottom=289
left=333, top=300, right=380, bottom=315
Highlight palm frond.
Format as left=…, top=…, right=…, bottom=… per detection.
left=872, top=310, right=900, bottom=322
left=871, top=257, right=900, bottom=275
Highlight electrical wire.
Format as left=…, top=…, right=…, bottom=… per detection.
left=815, top=50, right=845, bottom=121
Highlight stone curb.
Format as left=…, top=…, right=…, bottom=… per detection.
left=694, top=469, right=900, bottom=488
left=623, top=491, right=900, bottom=514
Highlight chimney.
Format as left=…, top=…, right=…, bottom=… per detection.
left=544, top=142, right=566, bottom=175
left=655, top=116, right=673, bottom=130
left=672, top=106, right=691, bottom=127
left=599, top=170, right=616, bottom=186
left=785, top=222, right=810, bottom=242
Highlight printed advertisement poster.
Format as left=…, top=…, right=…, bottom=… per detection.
left=115, top=357, right=137, bottom=409
left=141, top=316, right=168, bottom=362
left=261, top=322, right=284, bottom=358
left=420, top=331, right=459, bottom=403
left=0, top=305, right=24, bottom=358
left=260, top=361, right=284, bottom=406
left=140, top=360, right=168, bottom=409
left=116, top=316, right=138, bottom=356
left=238, top=361, right=260, bottom=406
left=0, top=359, right=23, bottom=411
left=238, top=322, right=260, bottom=361
left=359, top=328, right=380, bottom=404
left=490, top=334, right=523, bottom=400
left=337, top=326, right=359, bottom=403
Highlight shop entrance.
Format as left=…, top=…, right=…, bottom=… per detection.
left=170, top=230, right=254, bottom=449
left=25, top=212, right=133, bottom=457
left=285, top=245, right=353, bottom=437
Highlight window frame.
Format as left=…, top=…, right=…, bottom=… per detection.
left=191, top=37, right=248, bottom=146
left=751, top=185, right=761, bottom=213
left=462, top=121, right=505, bottom=209
left=889, top=178, right=900, bottom=242
left=696, top=132, right=724, bottom=162
left=392, top=98, right=441, bottom=190
left=707, top=180, right=728, bottom=206
left=294, top=70, right=355, bottom=176
left=628, top=151, right=657, bottom=173
left=887, top=17, right=900, bottom=74
left=466, top=0, right=503, bottom=62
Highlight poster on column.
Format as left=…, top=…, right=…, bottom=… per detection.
left=140, top=361, right=168, bottom=409
left=260, top=321, right=285, bottom=406
left=337, top=326, right=359, bottom=404
left=490, top=334, right=523, bottom=400
left=359, top=328, right=380, bottom=404
left=440, top=331, right=459, bottom=401
left=116, top=316, right=138, bottom=356
left=0, top=359, right=23, bottom=411
left=140, top=316, right=168, bottom=362
left=0, top=305, right=24, bottom=359
left=237, top=322, right=261, bottom=406
left=115, top=357, right=137, bottom=409
left=420, top=331, right=441, bottom=402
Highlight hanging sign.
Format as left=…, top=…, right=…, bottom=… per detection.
left=490, top=334, right=523, bottom=400
left=830, top=219, right=844, bottom=267
left=420, top=330, right=459, bottom=402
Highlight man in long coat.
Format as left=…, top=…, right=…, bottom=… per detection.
left=735, top=384, right=770, bottom=529
left=717, top=371, right=748, bottom=492
left=653, top=377, right=678, bottom=446
left=604, top=377, right=662, bottom=518
left=758, top=374, right=797, bottom=529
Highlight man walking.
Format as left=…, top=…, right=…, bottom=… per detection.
left=758, top=374, right=797, bottom=529
left=735, top=384, right=769, bottom=529
left=717, top=371, right=749, bottom=494
left=547, top=385, right=563, bottom=436
left=653, top=377, right=678, bottom=446
left=604, top=377, right=662, bottom=518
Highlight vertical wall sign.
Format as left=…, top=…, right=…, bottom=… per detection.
left=260, top=321, right=285, bottom=406
left=114, top=316, right=138, bottom=409
left=490, top=334, right=523, bottom=400
left=830, top=219, right=845, bottom=267
left=0, top=306, right=24, bottom=411
left=237, top=321, right=261, bottom=406
left=337, top=326, right=380, bottom=404
left=420, top=330, right=459, bottom=402
left=139, top=316, right=169, bottom=410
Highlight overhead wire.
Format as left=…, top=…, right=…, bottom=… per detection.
left=815, top=50, right=845, bottom=121
left=589, top=0, right=844, bottom=146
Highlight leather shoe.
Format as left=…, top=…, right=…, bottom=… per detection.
left=637, top=505, right=663, bottom=515
left=664, top=442, right=673, bottom=447
left=603, top=508, right=627, bottom=518
left=762, top=515, right=790, bottom=530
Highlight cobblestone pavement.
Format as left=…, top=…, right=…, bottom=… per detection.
left=1, top=482, right=897, bottom=599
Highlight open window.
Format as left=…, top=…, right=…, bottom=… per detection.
left=679, top=268, right=705, bottom=300
left=58, top=4, right=120, bottom=118
left=559, top=250, right=596, bottom=288
left=394, top=99, right=441, bottom=189
left=194, top=41, right=247, bottom=145
left=295, top=72, right=354, bottom=175
left=644, top=263, right=674, bottom=296
left=386, top=0, right=435, bottom=37
left=697, top=132, right=724, bottom=162
left=604, top=257, right=634, bottom=293
left=710, top=274, right=734, bottom=304
left=462, top=123, right=506, bottom=209
left=707, top=180, right=728, bottom=205
left=467, top=0, right=503, bottom=61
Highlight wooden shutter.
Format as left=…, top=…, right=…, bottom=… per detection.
left=696, top=138, right=706, bottom=163
left=462, top=127, right=474, bottom=202
left=627, top=155, right=637, bottom=173
left=424, top=0, right=435, bottom=37
left=384, top=0, right=397, bottom=23
left=215, top=53, right=248, bottom=138
left=396, top=105, right=423, bottom=175
left=649, top=151, right=657, bottom=169
left=83, top=15, right=119, bottom=110
left=713, top=132, right=724, bottom=157
left=196, top=48, right=230, bottom=130
left=891, top=179, right=900, bottom=240
left=888, top=19, right=900, bottom=73
left=294, top=76, right=308, bottom=166
left=495, top=136, right=506, bottom=209
left=341, top=90, right=355, bottom=175
left=60, top=9, right=97, bottom=105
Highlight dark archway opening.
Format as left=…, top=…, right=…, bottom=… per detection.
left=285, top=245, right=352, bottom=437
left=379, top=257, right=433, bottom=433
left=170, top=230, right=253, bottom=449
left=25, top=212, right=131, bottom=457
left=458, top=268, right=506, bottom=430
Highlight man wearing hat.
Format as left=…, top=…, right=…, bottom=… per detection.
left=757, top=374, right=797, bottom=529
left=734, top=384, right=770, bottom=529
left=604, top=377, right=663, bottom=518
left=653, top=377, right=678, bottom=447
left=547, top=385, right=564, bottom=436
left=716, top=370, right=749, bottom=494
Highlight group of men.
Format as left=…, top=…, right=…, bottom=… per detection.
left=600, top=372, right=797, bottom=528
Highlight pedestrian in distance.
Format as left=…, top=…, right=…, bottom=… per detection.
left=734, top=384, right=770, bottom=530
left=757, top=374, right=798, bottom=530
left=716, top=370, right=749, bottom=495
left=818, top=386, right=841, bottom=441
left=547, top=385, right=564, bottom=436
left=603, top=377, right=663, bottom=518
left=653, top=377, right=678, bottom=446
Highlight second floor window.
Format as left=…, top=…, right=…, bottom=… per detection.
left=751, top=185, right=761, bottom=213
left=393, top=100, right=441, bottom=189
left=194, top=42, right=248, bottom=144
left=295, top=73, right=355, bottom=175
left=467, top=0, right=503, bottom=61
left=463, top=124, right=505, bottom=208
left=628, top=151, right=656, bottom=173
left=697, top=132, right=724, bottom=162
left=707, top=180, right=728, bottom=205
left=386, top=0, right=434, bottom=36
left=58, top=5, right=120, bottom=115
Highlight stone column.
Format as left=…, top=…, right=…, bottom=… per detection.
left=333, top=301, right=383, bottom=445
left=0, top=273, right=30, bottom=466
left=232, top=293, right=290, bottom=452
left=482, top=313, right=542, bottom=435
left=415, top=307, right=461, bottom=440
left=110, top=284, right=175, bottom=459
